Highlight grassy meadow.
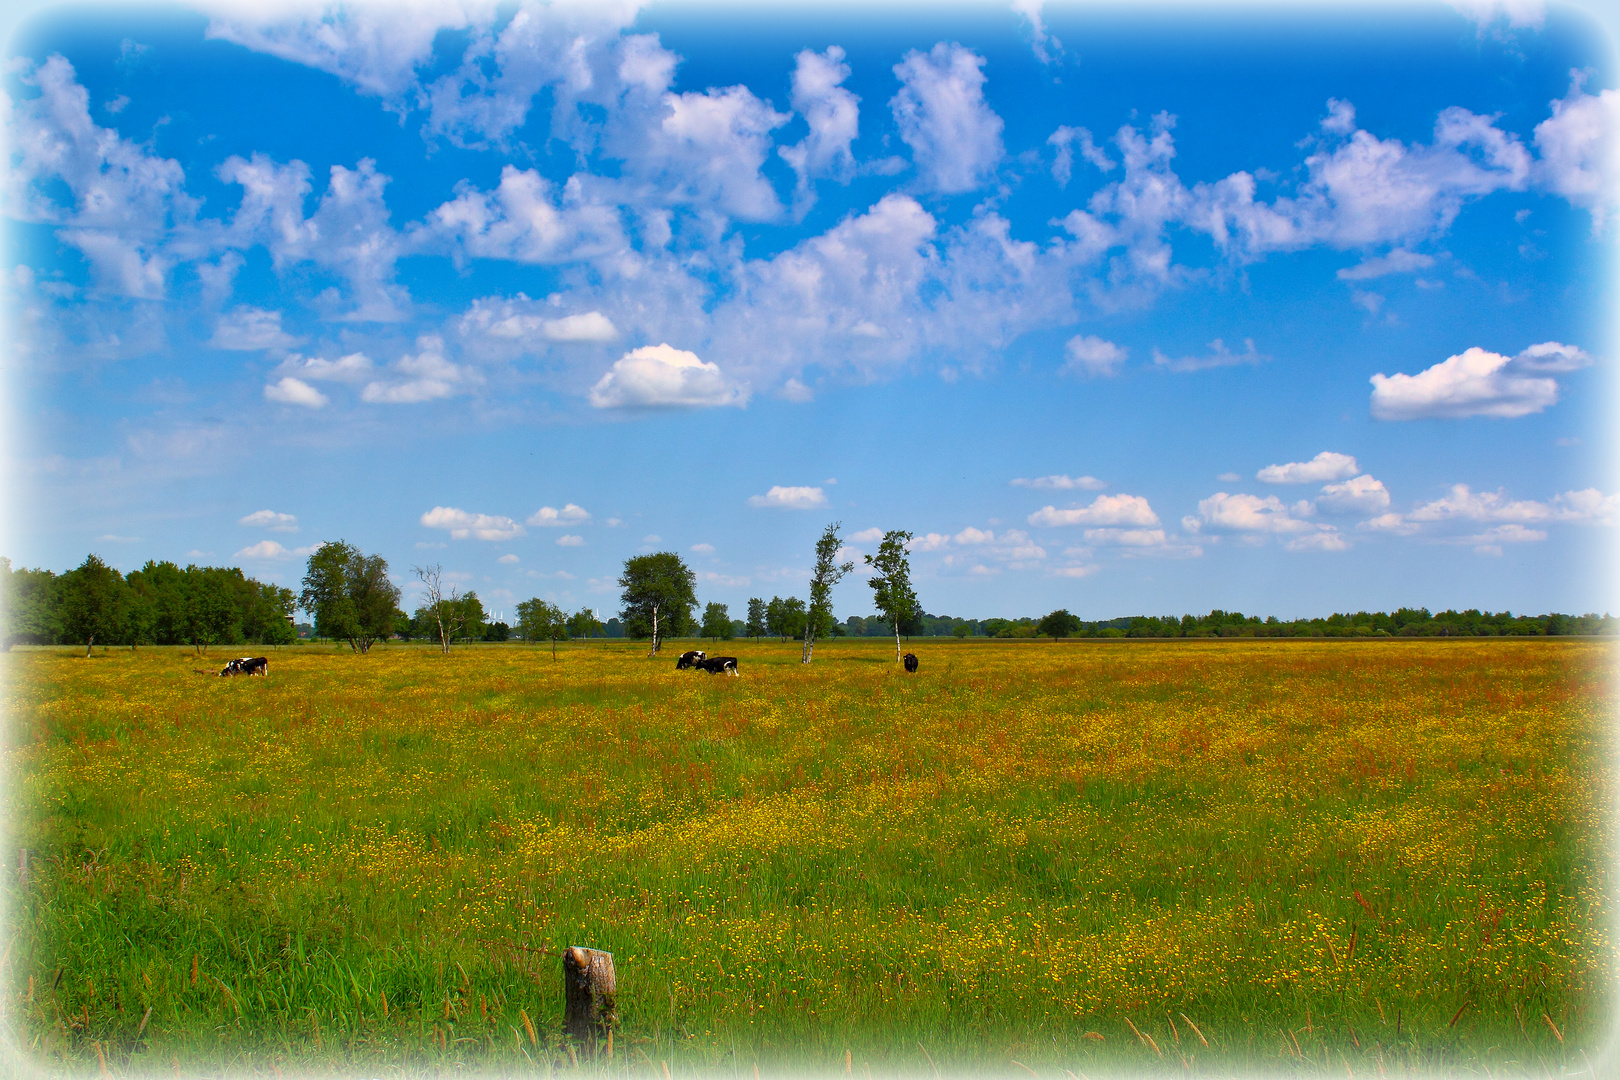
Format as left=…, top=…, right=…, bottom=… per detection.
left=2, top=637, right=1613, bottom=1077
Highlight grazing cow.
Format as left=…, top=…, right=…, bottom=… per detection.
left=903, top=653, right=918, bottom=673
left=220, top=656, right=269, bottom=676
left=698, top=656, right=739, bottom=676
left=676, top=649, right=707, bottom=670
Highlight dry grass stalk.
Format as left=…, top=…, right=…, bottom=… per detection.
left=1179, top=1014, right=1208, bottom=1048
left=845, top=1048, right=853, bottom=1074
left=190, top=954, right=198, bottom=987
left=519, top=1007, right=536, bottom=1046
left=1124, top=1017, right=1161, bottom=1058
left=381, top=990, right=388, bottom=1020
left=1449, top=1002, right=1469, bottom=1028
left=1010, top=1060, right=1038, bottom=1077
left=662, top=1060, right=672, bottom=1080
left=1542, top=1013, right=1563, bottom=1044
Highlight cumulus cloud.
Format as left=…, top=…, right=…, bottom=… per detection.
left=1317, top=474, right=1391, bottom=514
left=1028, top=494, right=1160, bottom=528
left=419, top=167, right=627, bottom=266
left=498, top=553, right=520, bottom=564
left=1083, top=528, right=1167, bottom=547
left=848, top=527, right=885, bottom=543
left=1197, top=492, right=1316, bottom=533
left=420, top=506, right=526, bottom=541
left=1285, top=530, right=1351, bottom=552
left=1552, top=488, right=1620, bottom=525
left=1408, top=484, right=1549, bottom=523
left=779, top=46, right=860, bottom=197
left=1011, top=474, right=1106, bottom=491
left=1061, top=334, right=1128, bottom=377
left=1369, top=342, right=1588, bottom=420
left=890, top=42, right=1005, bottom=194
left=527, top=504, right=591, bottom=526
left=1152, top=338, right=1265, bottom=373
left=588, top=344, right=747, bottom=408
left=1532, top=71, right=1620, bottom=230
left=239, top=509, right=299, bottom=532
left=264, top=377, right=328, bottom=408
left=1257, top=451, right=1360, bottom=484
left=747, top=486, right=828, bottom=509
left=279, top=352, right=374, bottom=382
left=556, top=534, right=585, bottom=546
left=210, top=306, right=302, bottom=351
left=362, top=336, right=476, bottom=404
left=232, top=539, right=317, bottom=560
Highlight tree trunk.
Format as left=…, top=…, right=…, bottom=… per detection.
left=802, top=624, right=814, bottom=664
left=893, top=617, right=901, bottom=663
left=650, top=604, right=659, bottom=656
left=86, top=635, right=94, bottom=657
left=563, top=946, right=616, bottom=1050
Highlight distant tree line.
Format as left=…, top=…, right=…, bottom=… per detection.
left=2, top=555, right=296, bottom=652
left=8, top=543, right=1612, bottom=655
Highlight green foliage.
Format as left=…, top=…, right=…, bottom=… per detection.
left=864, top=531, right=916, bottom=655
left=618, top=552, right=696, bottom=650
left=299, top=542, right=399, bottom=653
left=515, top=598, right=566, bottom=645
left=1037, top=608, right=1082, bottom=640
left=566, top=607, right=603, bottom=639
left=701, top=602, right=734, bottom=640
left=59, top=554, right=132, bottom=653
left=2, top=557, right=64, bottom=647
left=802, top=522, right=854, bottom=662
left=765, top=596, right=805, bottom=641
left=745, top=597, right=767, bottom=640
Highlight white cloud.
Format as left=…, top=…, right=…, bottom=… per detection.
left=1459, top=523, right=1548, bottom=544
left=1408, top=484, right=1549, bottom=523
left=588, top=344, right=747, bottom=408
left=1062, top=335, right=1128, bottom=377
left=362, top=336, right=476, bottom=404
left=1152, top=338, right=1265, bottom=373
left=1028, top=494, right=1160, bottom=528
left=1047, top=125, right=1113, bottom=188
left=1257, top=451, right=1360, bottom=484
left=1317, top=474, right=1391, bottom=514
left=1369, top=344, right=1579, bottom=420
left=527, top=504, right=591, bottom=526
left=420, top=506, right=526, bottom=541
left=1012, top=0, right=1062, bottom=64
left=95, top=534, right=139, bottom=543
left=890, top=42, right=1005, bottom=194
left=556, top=534, right=585, bottom=546
left=848, top=527, right=885, bottom=543
left=691, top=542, right=715, bottom=553
left=1051, top=565, right=1099, bottom=578
left=1285, top=530, right=1350, bottom=552
left=746, top=486, right=827, bottom=509
left=1448, top=0, right=1545, bottom=32
left=953, top=527, right=993, bottom=545
left=1012, top=474, right=1107, bottom=491
left=419, top=167, right=627, bottom=266
left=779, top=47, right=860, bottom=197
left=280, top=352, right=374, bottom=382
left=1197, top=492, right=1315, bottom=533
left=238, top=509, right=299, bottom=532
left=543, top=312, right=619, bottom=342
left=1335, top=250, right=1436, bottom=280
left=637, top=83, right=791, bottom=221
left=1532, top=72, right=1620, bottom=230
left=232, top=539, right=316, bottom=560
left=5, top=55, right=198, bottom=299
left=1359, top=513, right=1420, bottom=535
left=498, top=554, right=520, bottom=564
left=1553, top=488, right=1620, bottom=525
left=264, top=377, right=328, bottom=408
left=210, top=306, right=301, bottom=351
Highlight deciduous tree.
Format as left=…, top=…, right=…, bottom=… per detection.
left=60, top=554, right=130, bottom=655
left=802, top=522, right=853, bottom=664
left=300, top=542, right=399, bottom=653
left=745, top=597, right=766, bottom=640
left=1038, top=608, right=1083, bottom=640
left=618, top=552, right=696, bottom=654
left=517, top=597, right=567, bottom=658
left=864, top=530, right=917, bottom=662
left=701, top=602, right=734, bottom=640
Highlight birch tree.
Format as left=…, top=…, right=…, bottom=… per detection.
left=411, top=563, right=463, bottom=654
left=864, top=530, right=917, bottom=663
left=802, top=522, right=854, bottom=664
left=618, top=552, right=696, bottom=655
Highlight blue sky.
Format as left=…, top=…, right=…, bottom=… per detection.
left=2, top=0, right=1616, bottom=623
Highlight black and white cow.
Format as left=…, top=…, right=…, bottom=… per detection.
left=220, top=656, right=269, bottom=676
left=697, top=655, right=739, bottom=676
left=903, top=653, right=918, bottom=673
left=676, top=649, right=707, bottom=670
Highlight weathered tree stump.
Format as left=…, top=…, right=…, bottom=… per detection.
left=563, top=946, right=616, bottom=1049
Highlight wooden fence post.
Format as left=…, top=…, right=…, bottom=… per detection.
left=563, top=946, right=616, bottom=1050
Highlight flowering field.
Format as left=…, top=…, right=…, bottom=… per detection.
left=3, top=638, right=1612, bottom=1076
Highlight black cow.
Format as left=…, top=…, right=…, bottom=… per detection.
left=698, top=656, right=739, bottom=676
left=675, top=649, right=707, bottom=670
left=220, top=656, right=269, bottom=677
left=903, top=653, right=918, bottom=673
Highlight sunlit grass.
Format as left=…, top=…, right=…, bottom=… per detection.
left=3, top=638, right=1611, bottom=1076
